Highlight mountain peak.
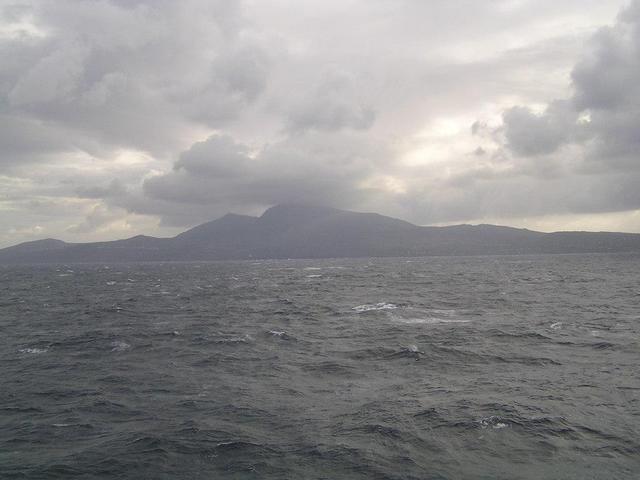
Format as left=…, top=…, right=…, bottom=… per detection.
left=260, top=203, right=339, bottom=219
left=258, top=204, right=341, bottom=230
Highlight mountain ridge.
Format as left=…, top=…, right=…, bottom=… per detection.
left=2, top=204, right=640, bottom=264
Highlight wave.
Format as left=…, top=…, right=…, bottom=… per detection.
left=19, top=346, right=49, bottom=354
left=478, top=416, right=509, bottom=429
left=302, top=361, right=355, bottom=375
left=110, top=340, right=131, bottom=352
left=265, top=330, right=296, bottom=341
left=589, top=341, right=616, bottom=350
left=346, top=345, right=424, bottom=361
left=392, top=316, right=470, bottom=325
left=51, top=423, right=94, bottom=429
left=213, top=334, right=254, bottom=344
left=352, top=302, right=397, bottom=312
left=487, top=329, right=553, bottom=341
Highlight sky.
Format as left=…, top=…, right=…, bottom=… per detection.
left=2, top=0, right=640, bottom=247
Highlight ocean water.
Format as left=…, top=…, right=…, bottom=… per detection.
left=1, top=255, right=639, bottom=479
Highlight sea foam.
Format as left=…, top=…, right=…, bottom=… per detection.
left=110, top=340, right=131, bottom=352
left=393, top=317, right=470, bottom=325
left=352, top=302, right=397, bottom=312
left=19, top=347, right=48, bottom=354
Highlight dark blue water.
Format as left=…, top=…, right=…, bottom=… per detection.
left=1, top=255, right=639, bottom=479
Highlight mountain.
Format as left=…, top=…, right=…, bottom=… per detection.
left=2, top=204, right=640, bottom=264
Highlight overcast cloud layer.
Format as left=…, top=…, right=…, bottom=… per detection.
left=1, top=0, right=639, bottom=247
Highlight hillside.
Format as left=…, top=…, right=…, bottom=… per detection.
left=2, top=204, right=640, bottom=263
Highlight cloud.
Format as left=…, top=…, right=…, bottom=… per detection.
left=501, top=0, right=640, bottom=172
left=75, top=179, right=127, bottom=199
left=283, top=70, right=376, bottom=132
left=66, top=204, right=123, bottom=234
left=139, top=131, right=393, bottom=225
left=173, top=135, right=251, bottom=178
left=8, top=40, right=89, bottom=106
left=3, top=0, right=640, bottom=247
left=0, top=115, right=73, bottom=164
left=1, top=0, right=269, bottom=157
left=502, top=102, right=577, bottom=157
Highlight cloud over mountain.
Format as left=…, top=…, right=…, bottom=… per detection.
left=1, top=0, right=639, bottom=247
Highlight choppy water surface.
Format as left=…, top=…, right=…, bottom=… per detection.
left=1, top=255, right=639, bottom=479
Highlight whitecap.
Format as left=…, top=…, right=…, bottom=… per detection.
left=110, top=340, right=131, bottom=352
left=268, top=330, right=286, bottom=337
left=303, top=267, right=322, bottom=271
left=352, top=302, right=397, bottom=312
left=550, top=322, right=562, bottom=330
left=394, top=317, right=470, bottom=325
left=19, top=347, right=48, bottom=354
left=306, top=274, right=322, bottom=278
left=218, top=334, right=253, bottom=344
left=106, top=281, right=117, bottom=286
left=478, top=416, right=509, bottom=430
left=216, top=441, right=236, bottom=447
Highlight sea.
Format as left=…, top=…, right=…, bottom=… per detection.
left=1, top=254, right=639, bottom=479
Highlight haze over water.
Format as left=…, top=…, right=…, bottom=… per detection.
left=2, top=254, right=639, bottom=479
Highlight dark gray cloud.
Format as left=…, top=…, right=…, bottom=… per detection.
left=0, top=115, right=73, bottom=163
left=140, top=131, right=392, bottom=225
left=1, top=0, right=268, bottom=157
left=502, top=102, right=577, bottom=157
